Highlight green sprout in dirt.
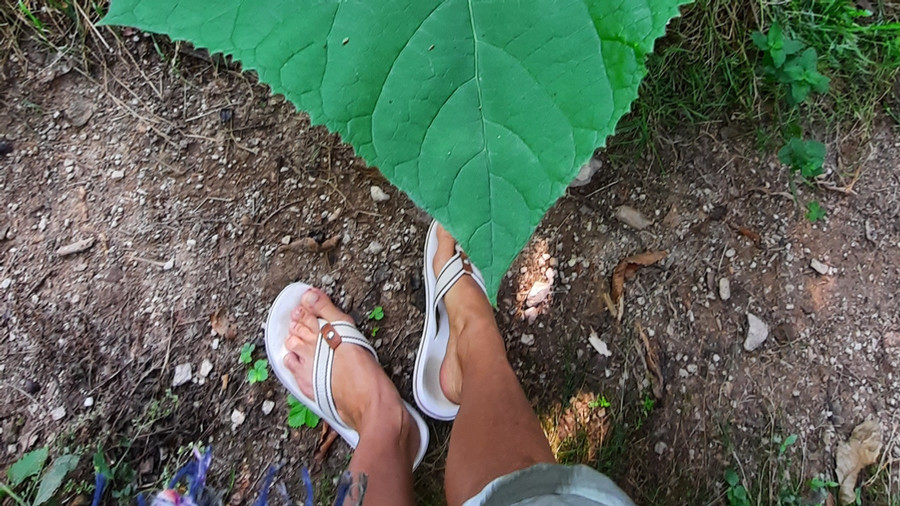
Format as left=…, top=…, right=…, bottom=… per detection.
left=368, top=306, right=384, bottom=337
left=724, top=469, right=751, bottom=506
left=1, top=446, right=81, bottom=506
left=239, top=343, right=255, bottom=365
left=368, top=306, right=384, bottom=321
left=779, top=138, right=826, bottom=180
left=805, top=201, right=827, bottom=223
left=588, top=396, right=611, bottom=409
left=247, top=359, right=268, bottom=384
left=753, top=23, right=830, bottom=105
left=287, top=395, right=320, bottom=429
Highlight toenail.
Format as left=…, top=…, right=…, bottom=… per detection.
left=303, top=290, right=319, bottom=305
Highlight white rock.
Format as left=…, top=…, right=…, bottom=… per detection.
left=588, top=331, right=612, bottom=357
left=211, top=338, right=220, bottom=350
left=520, top=334, right=535, bottom=346
left=280, top=235, right=291, bottom=245
left=614, top=205, right=653, bottom=230
left=569, top=157, right=603, bottom=187
left=718, top=278, right=731, bottom=301
left=50, top=406, right=66, bottom=421
left=230, top=409, right=246, bottom=428
left=110, top=170, right=125, bottom=180
left=523, top=307, right=539, bottom=324
left=725, top=248, right=736, bottom=258
left=364, top=242, right=384, bottom=255
left=678, top=368, right=689, bottom=379
left=744, top=313, right=769, bottom=351
left=526, top=281, right=552, bottom=307
left=83, top=397, right=94, bottom=408
left=199, top=359, right=213, bottom=378
left=262, top=400, right=275, bottom=415
left=654, top=441, right=668, bottom=455
left=370, top=186, right=390, bottom=202
left=172, top=363, right=192, bottom=387
left=0, top=278, right=11, bottom=290
left=321, top=274, right=335, bottom=286
left=810, top=258, right=829, bottom=275
left=163, top=258, right=175, bottom=271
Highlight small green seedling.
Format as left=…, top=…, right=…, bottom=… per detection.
left=776, top=433, right=798, bottom=457
left=808, top=476, right=838, bottom=492
left=780, top=48, right=831, bottom=105
left=806, top=201, right=827, bottom=223
left=779, top=138, right=826, bottom=180
left=752, top=22, right=803, bottom=69
left=17, top=0, right=45, bottom=32
left=367, top=306, right=384, bottom=321
left=371, top=326, right=379, bottom=338
left=287, top=395, right=320, bottom=429
left=724, top=469, right=751, bottom=506
left=239, top=343, right=255, bottom=365
left=588, top=396, right=611, bottom=409
left=247, top=359, right=268, bottom=384
left=752, top=23, right=830, bottom=105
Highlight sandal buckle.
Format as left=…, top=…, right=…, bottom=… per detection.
left=322, top=323, right=342, bottom=350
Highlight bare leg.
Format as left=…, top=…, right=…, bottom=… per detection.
left=435, top=227, right=556, bottom=506
left=283, top=288, right=419, bottom=506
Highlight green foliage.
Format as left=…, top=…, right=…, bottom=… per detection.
left=239, top=343, right=255, bottom=365
left=287, top=395, right=320, bottom=429
left=752, top=24, right=830, bottom=106
left=588, top=396, right=611, bottom=409
left=752, top=22, right=803, bottom=69
left=778, top=138, right=826, bottom=180
left=2, top=449, right=80, bottom=506
left=367, top=306, right=384, bottom=322
left=17, top=1, right=45, bottom=32
left=247, top=359, right=269, bottom=384
left=809, top=476, right=838, bottom=492
left=101, top=0, right=691, bottom=303
left=805, top=201, right=827, bottom=223
left=33, top=454, right=79, bottom=506
left=777, top=433, right=798, bottom=456
left=6, top=447, right=48, bottom=487
left=724, top=469, right=751, bottom=506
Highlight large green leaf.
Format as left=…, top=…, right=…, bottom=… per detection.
left=101, top=0, right=689, bottom=301
left=6, top=447, right=48, bottom=487
left=33, top=454, right=79, bottom=505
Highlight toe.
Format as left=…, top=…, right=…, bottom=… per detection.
left=284, top=350, right=304, bottom=374
left=301, top=288, right=351, bottom=323
left=433, top=224, right=458, bottom=271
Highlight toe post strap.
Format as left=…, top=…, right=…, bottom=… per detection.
left=434, top=247, right=487, bottom=303
left=312, top=319, right=377, bottom=430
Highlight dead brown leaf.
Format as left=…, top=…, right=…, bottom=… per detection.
left=276, top=234, right=341, bottom=255
left=836, top=420, right=882, bottom=505
left=210, top=308, right=237, bottom=340
left=228, top=464, right=252, bottom=505
left=320, top=234, right=341, bottom=251
left=311, top=423, right=339, bottom=473
left=730, top=223, right=761, bottom=243
left=637, top=322, right=664, bottom=400
left=610, top=250, right=668, bottom=320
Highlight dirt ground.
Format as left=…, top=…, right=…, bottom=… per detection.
left=1, top=33, right=899, bottom=505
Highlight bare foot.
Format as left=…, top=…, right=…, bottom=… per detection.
left=284, top=288, right=418, bottom=458
left=433, top=225, right=503, bottom=405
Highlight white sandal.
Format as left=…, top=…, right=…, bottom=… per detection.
left=413, top=222, right=489, bottom=421
left=265, top=282, right=430, bottom=469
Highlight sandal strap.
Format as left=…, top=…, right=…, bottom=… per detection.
left=312, top=318, right=377, bottom=430
left=434, top=247, right=487, bottom=303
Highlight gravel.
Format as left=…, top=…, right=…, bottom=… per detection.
left=744, top=313, right=769, bottom=351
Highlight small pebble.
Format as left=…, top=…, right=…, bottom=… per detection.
left=370, top=186, right=390, bottom=202
left=199, top=359, right=213, bottom=378
left=83, top=397, right=94, bottom=408
left=172, top=363, right=193, bottom=387
left=0, top=278, right=11, bottom=290
left=718, top=278, right=731, bottom=301
left=810, top=258, right=829, bottom=275
left=654, top=441, right=668, bottom=455
left=231, top=409, right=246, bottom=428
left=109, top=170, right=125, bottom=180
left=262, top=400, right=275, bottom=415
left=614, top=205, right=653, bottom=230
left=520, top=334, right=535, bottom=346
left=744, top=313, right=769, bottom=351
left=364, top=242, right=384, bottom=255
left=50, top=406, right=66, bottom=421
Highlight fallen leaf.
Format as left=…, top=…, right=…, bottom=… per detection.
left=637, top=322, right=664, bottom=400
left=588, top=330, right=612, bottom=357
left=611, top=250, right=668, bottom=320
left=836, top=420, right=882, bottom=505
left=228, top=464, right=252, bottom=505
left=731, top=223, right=761, bottom=243
left=210, top=308, right=237, bottom=340
left=278, top=237, right=320, bottom=254
left=311, top=423, right=339, bottom=474
left=319, top=234, right=341, bottom=251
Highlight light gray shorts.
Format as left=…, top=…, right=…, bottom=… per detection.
left=463, top=463, right=634, bottom=506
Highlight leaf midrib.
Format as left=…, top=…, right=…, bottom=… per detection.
left=466, top=0, right=494, bottom=263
